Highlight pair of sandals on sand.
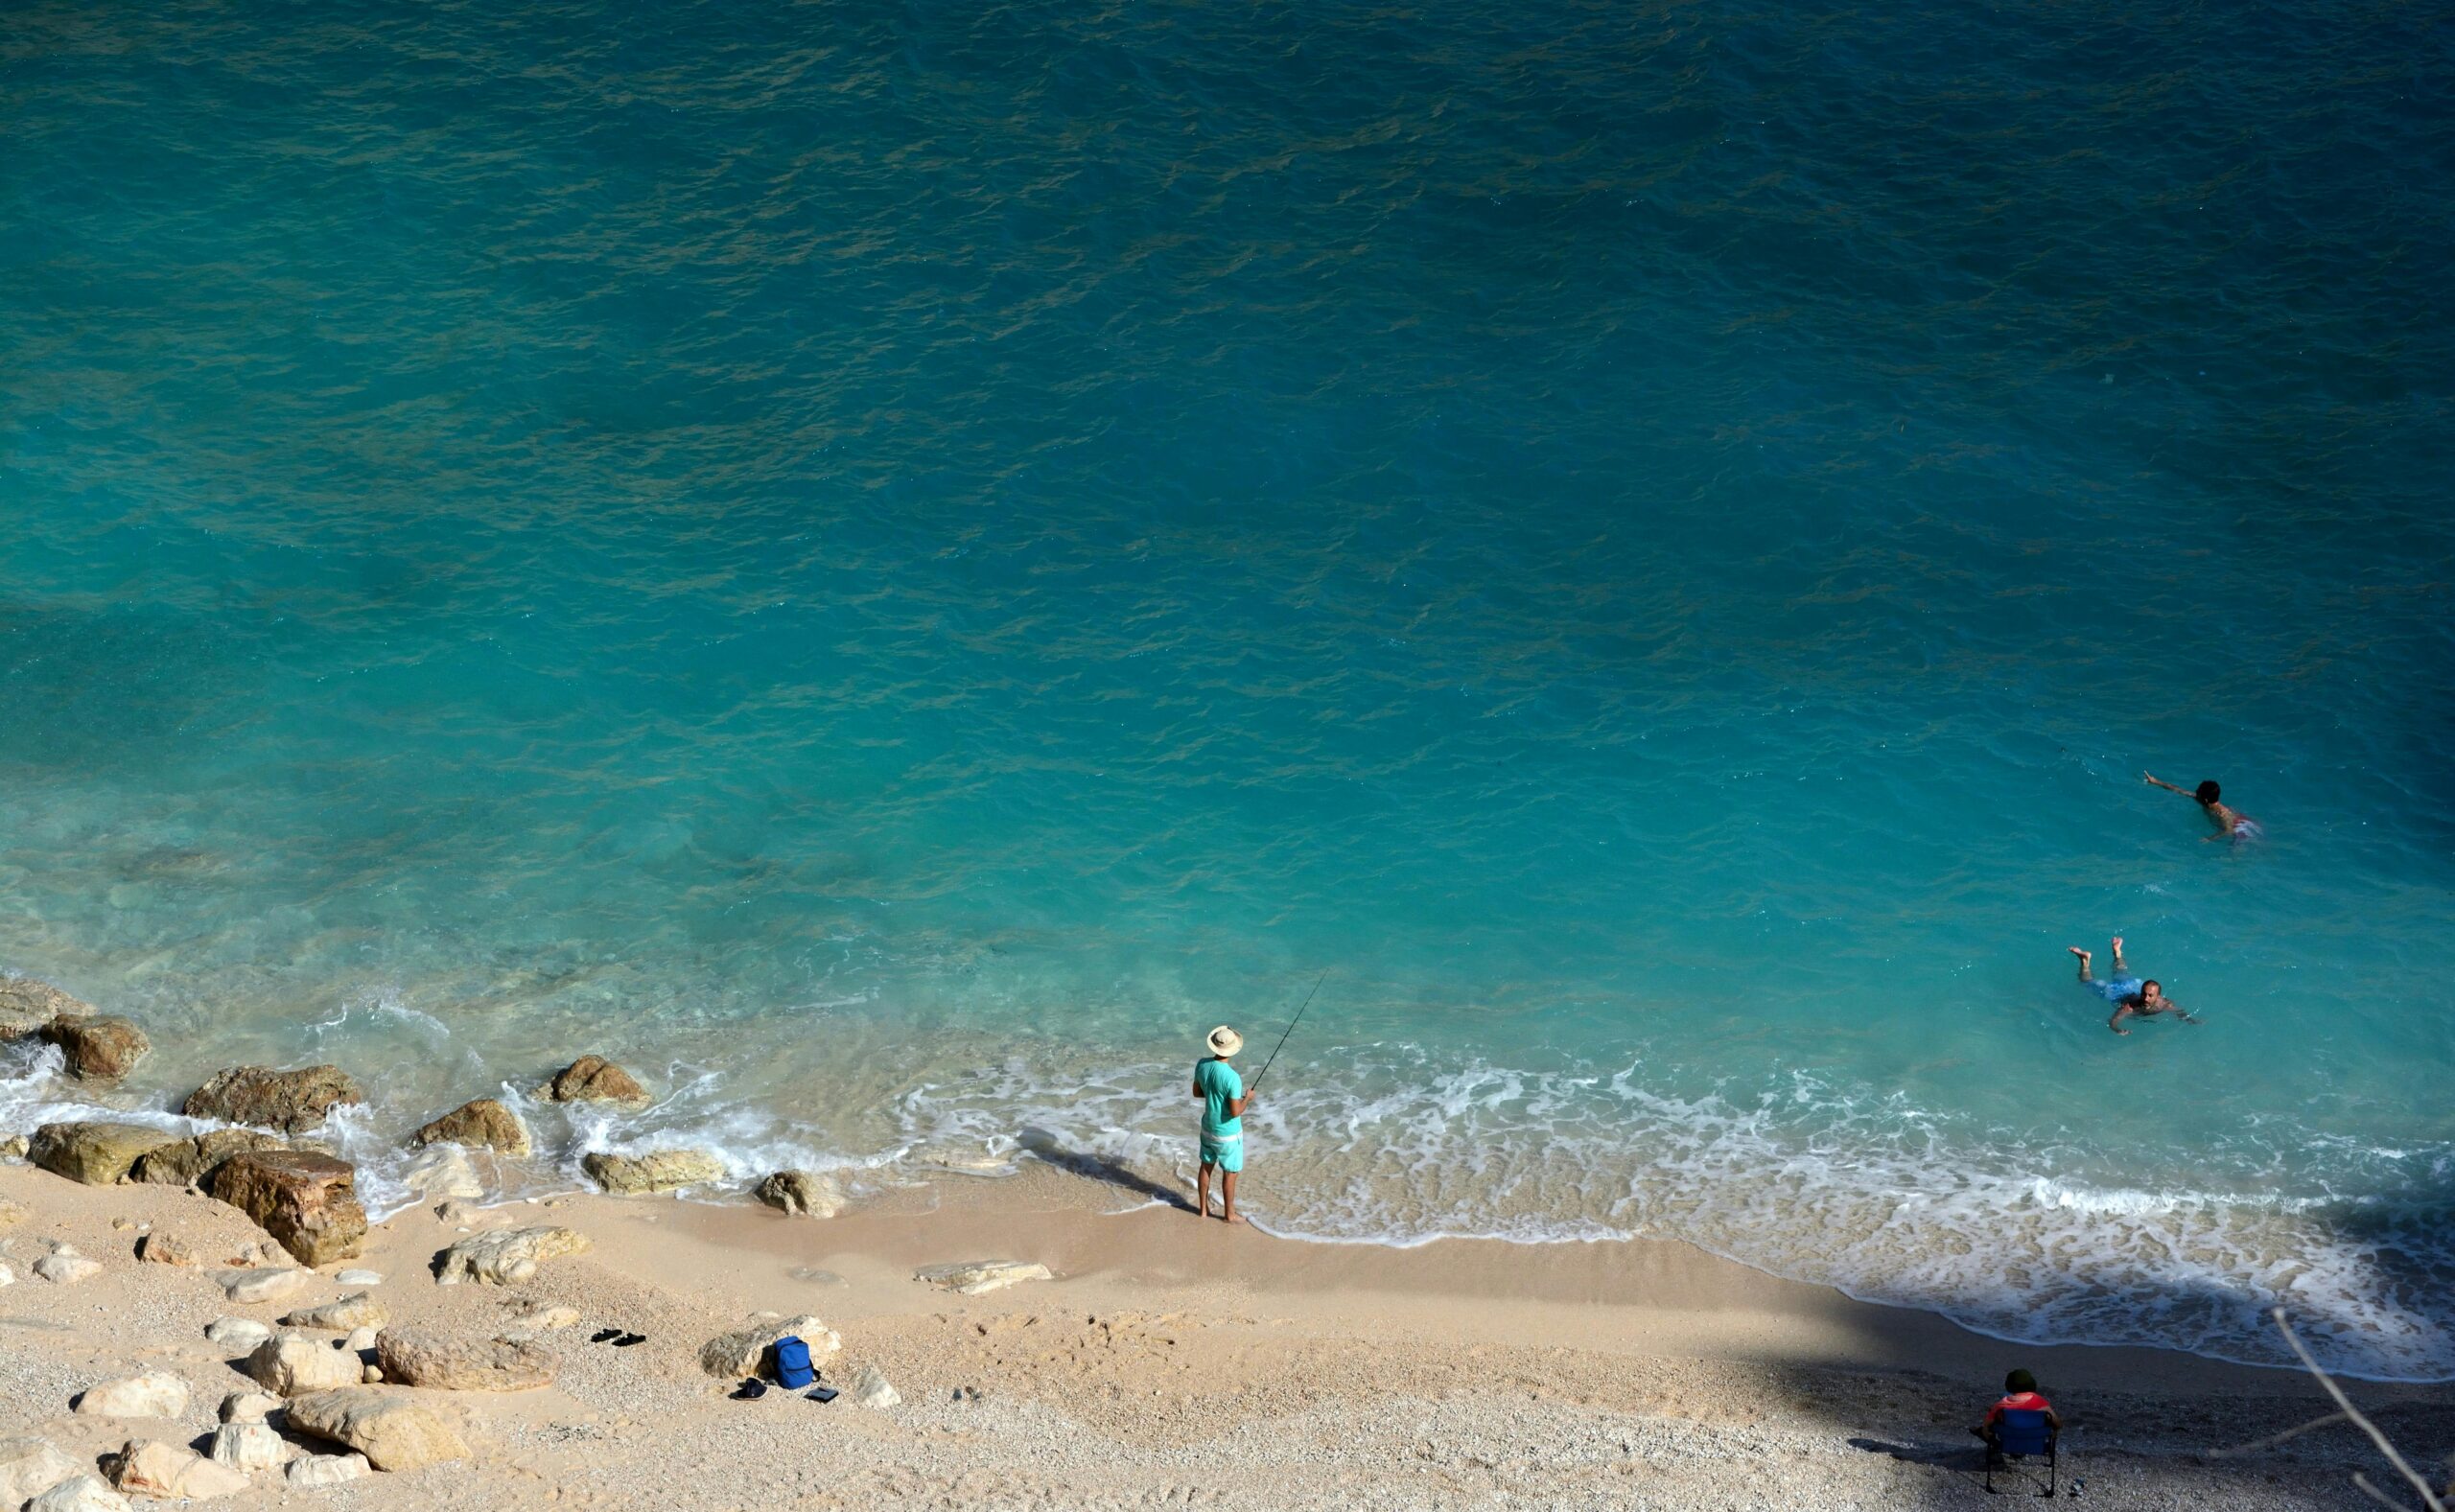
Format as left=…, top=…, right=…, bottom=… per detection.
left=588, top=1327, right=648, bottom=1348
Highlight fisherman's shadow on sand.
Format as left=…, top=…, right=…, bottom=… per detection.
left=1017, top=1126, right=1197, bottom=1213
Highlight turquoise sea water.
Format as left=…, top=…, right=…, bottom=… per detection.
left=4, top=0, right=2451, bottom=1376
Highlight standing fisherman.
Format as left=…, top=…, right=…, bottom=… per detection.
left=1193, top=1026, right=1252, bottom=1223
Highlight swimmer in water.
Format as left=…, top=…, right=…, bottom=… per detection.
left=2069, top=937, right=2202, bottom=1035
left=2143, top=772, right=2260, bottom=841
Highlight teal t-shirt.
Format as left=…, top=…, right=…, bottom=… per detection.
left=1196, top=1057, right=1243, bottom=1136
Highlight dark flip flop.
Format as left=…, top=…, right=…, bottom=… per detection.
left=806, top=1386, right=838, bottom=1404
left=612, top=1332, right=647, bottom=1347
left=729, top=1380, right=768, bottom=1401
left=590, top=1328, right=623, bottom=1343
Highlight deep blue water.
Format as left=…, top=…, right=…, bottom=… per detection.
left=3, top=0, right=2451, bottom=1376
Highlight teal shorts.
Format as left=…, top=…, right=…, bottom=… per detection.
left=1199, top=1128, right=1244, bottom=1174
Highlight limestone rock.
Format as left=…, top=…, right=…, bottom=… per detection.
left=207, top=1422, right=291, bottom=1472
left=28, top=1122, right=176, bottom=1185
left=205, top=1318, right=273, bottom=1353
left=208, top=1151, right=366, bottom=1266
left=74, top=1371, right=189, bottom=1418
left=400, top=1144, right=484, bottom=1200
left=0, top=975, right=92, bottom=1036
left=583, top=1148, right=724, bottom=1195
left=279, top=1292, right=387, bottom=1331
left=130, top=1128, right=288, bottom=1187
left=345, top=1326, right=379, bottom=1353
left=218, top=1390, right=280, bottom=1424
left=282, top=1388, right=472, bottom=1471
left=105, top=1440, right=249, bottom=1500
left=0, top=1260, right=14, bottom=1286
left=0, top=1135, right=27, bottom=1160
left=182, top=1064, right=362, bottom=1132
left=541, top=1054, right=652, bottom=1108
left=361, top=1363, right=384, bottom=1384
left=36, top=1016, right=150, bottom=1081
left=35, top=1251, right=101, bottom=1284
left=849, top=1363, right=900, bottom=1408
left=335, top=1268, right=385, bottom=1286
left=410, top=1097, right=531, bottom=1155
left=246, top=1332, right=363, bottom=1396
left=217, top=1267, right=310, bottom=1304
left=754, top=1169, right=847, bottom=1218
left=26, top=1473, right=130, bottom=1512
left=284, top=1452, right=371, bottom=1489
left=135, top=1232, right=197, bottom=1266
left=0, top=1436, right=83, bottom=1505
left=434, top=1224, right=589, bottom=1286
left=375, top=1326, right=554, bottom=1391
left=697, top=1314, right=841, bottom=1379
left=913, top=1259, right=1053, bottom=1295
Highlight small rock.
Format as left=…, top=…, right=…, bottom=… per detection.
left=401, top=1145, right=485, bottom=1201
left=208, top=1151, right=366, bottom=1267
left=0, top=1135, right=29, bottom=1161
left=206, top=1421, right=291, bottom=1472
left=26, top=1473, right=130, bottom=1512
left=35, top=1016, right=150, bottom=1081
left=361, top=1362, right=384, bottom=1384
left=697, top=1315, right=841, bottom=1379
left=0, top=1261, right=14, bottom=1287
left=130, top=1128, right=288, bottom=1187
left=218, top=1267, right=312, bottom=1304
left=511, top=1302, right=582, bottom=1329
left=334, top=1268, right=385, bottom=1286
left=849, top=1363, right=900, bottom=1408
left=74, top=1371, right=189, bottom=1418
left=283, top=1388, right=472, bottom=1471
left=433, top=1225, right=590, bottom=1286
left=375, top=1326, right=555, bottom=1391
left=27, top=1122, right=178, bottom=1185
left=181, top=1064, right=363, bottom=1133
left=246, top=1332, right=362, bottom=1396
left=279, top=1292, right=388, bottom=1331
left=35, top=1252, right=101, bottom=1284
left=539, top=1054, right=652, bottom=1109
left=583, top=1148, right=724, bottom=1195
left=344, top=1325, right=379, bottom=1353
left=754, top=1169, right=847, bottom=1218
left=218, top=1390, right=280, bottom=1424
left=787, top=1266, right=846, bottom=1286
left=135, top=1232, right=197, bottom=1267
left=912, top=1259, right=1053, bottom=1295
left=409, top=1097, right=531, bottom=1155
left=0, top=975, right=94, bottom=1035
left=105, top=1439, right=250, bottom=1500
left=284, top=1452, right=371, bottom=1489
left=0, top=1197, right=28, bottom=1223
left=205, top=1317, right=274, bottom=1353
left=0, top=1436, right=84, bottom=1505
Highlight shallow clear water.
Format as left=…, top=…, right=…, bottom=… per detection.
left=4, top=0, right=2451, bottom=1377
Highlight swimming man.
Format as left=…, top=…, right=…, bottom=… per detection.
left=2069, top=937, right=2201, bottom=1035
left=1193, top=1025, right=1253, bottom=1223
left=2143, top=772, right=2260, bottom=841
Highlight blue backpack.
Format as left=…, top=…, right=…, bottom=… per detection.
left=771, top=1336, right=817, bottom=1389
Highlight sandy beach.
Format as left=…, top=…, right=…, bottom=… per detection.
left=4, top=1149, right=2447, bottom=1511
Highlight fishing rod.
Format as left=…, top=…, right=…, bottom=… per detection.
left=1251, top=966, right=1330, bottom=1089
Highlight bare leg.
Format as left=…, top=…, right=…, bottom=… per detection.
left=2069, top=946, right=2093, bottom=981
left=1196, top=1162, right=1213, bottom=1219
left=1220, top=1171, right=1244, bottom=1224
left=2111, top=936, right=2127, bottom=973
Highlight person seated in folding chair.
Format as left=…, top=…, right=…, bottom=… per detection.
left=1973, top=1368, right=2062, bottom=1494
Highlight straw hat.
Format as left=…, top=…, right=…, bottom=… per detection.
left=1206, top=1025, right=1243, bottom=1058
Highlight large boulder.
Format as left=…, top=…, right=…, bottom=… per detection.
left=0, top=1436, right=83, bottom=1505
left=696, top=1314, right=841, bottom=1379
left=433, top=1225, right=590, bottom=1286
left=410, top=1097, right=531, bottom=1155
left=36, top=1016, right=150, bottom=1081
left=130, top=1128, right=288, bottom=1187
left=27, top=1474, right=130, bottom=1512
left=0, top=976, right=91, bottom=1037
left=182, top=1065, right=362, bottom=1133
left=73, top=1372, right=188, bottom=1419
left=104, top=1440, right=248, bottom=1500
left=282, top=1389, right=471, bottom=1472
left=539, top=1055, right=651, bottom=1109
left=246, top=1332, right=363, bottom=1396
left=279, top=1293, right=387, bottom=1331
left=913, top=1259, right=1054, bottom=1295
left=28, top=1122, right=177, bottom=1185
left=582, top=1148, right=724, bottom=1195
left=374, top=1327, right=554, bottom=1391
left=208, top=1151, right=365, bottom=1266
left=755, top=1169, right=847, bottom=1218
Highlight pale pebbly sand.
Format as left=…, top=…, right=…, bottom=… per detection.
left=2, top=1157, right=2448, bottom=1511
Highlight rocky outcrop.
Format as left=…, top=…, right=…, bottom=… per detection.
left=849, top=1363, right=900, bottom=1408
left=285, top=1453, right=371, bottom=1488
left=217, top=1268, right=310, bottom=1304
left=246, top=1333, right=363, bottom=1396
left=283, top=1389, right=472, bottom=1471
left=540, top=1055, right=651, bottom=1109
left=913, top=1259, right=1054, bottom=1295
left=0, top=1437, right=83, bottom=1505
left=374, top=1327, right=554, bottom=1391
left=582, top=1148, right=724, bottom=1194
left=410, top=1097, right=531, bottom=1155
left=0, top=975, right=90, bottom=1036
left=104, top=1440, right=248, bottom=1500
left=433, top=1225, right=590, bottom=1286
left=754, top=1169, right=847, bottom=1218
left=696, top=1314, right=841, bottom=1379
left=73, top=1372, right=188, bottom=1419
left=279, top=1293, right=387, bottom=1331
left=208, top=1151, right=365, bottom=1266
left=205, top=1422, right=291, bottom=1472
left=36, top=1016, right=150, bottom=1081
left=28, top=1122, right=175, bottom=1185
left=135, top=1232, right=197, bottom=1266
left=130, top=1128, right=288, bottom=1187
left=27, top=1473, right=130, bottom=1512
left=182, top=1065, right=362, bottom=1133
